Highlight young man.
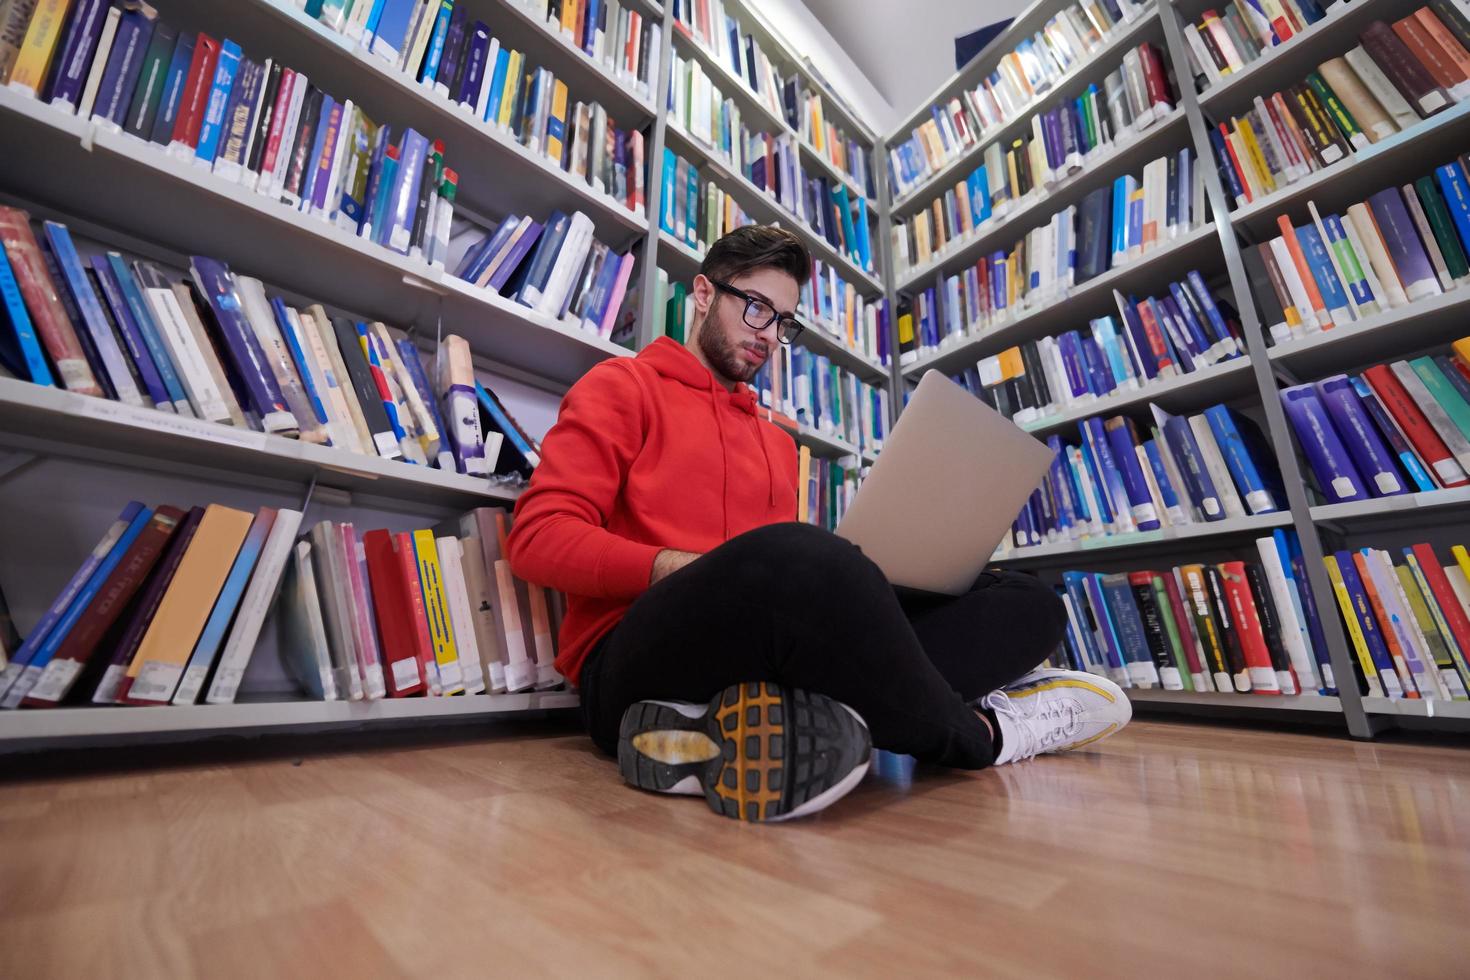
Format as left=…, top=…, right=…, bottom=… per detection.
left=509, top=227, right=1130, bottom=823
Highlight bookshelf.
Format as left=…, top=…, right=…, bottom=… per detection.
left=881, top=0, right=1470, bottom=737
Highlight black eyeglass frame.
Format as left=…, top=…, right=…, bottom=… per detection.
left=709, top=279, right=805, bottom=345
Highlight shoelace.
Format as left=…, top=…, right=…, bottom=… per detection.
left=982, top=691, right=1082, bottom=763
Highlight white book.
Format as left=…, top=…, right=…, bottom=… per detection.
left=169, top=282, right=248, bottom=427
left=1255, top=535, right=1320, bottom=694
left=235, top=276, right=323, bottom=442
left=343, top=525, right=387, bottom=699
left=1359, top=548, right=1433, bottom=699
left=198, top=509, right=306, bottom=704
left=1375, top=549, right=1450, bottom=700
left=402, top=0, right=436, bottom=82
left=1187, top=413, right=1247, bottom=519
left=1308, top=201, right=1360, bottom=321
left=1268, top=236, right=1322, bottom=334
left=475, top=37, right=500, bottom=117
left=1343, top=46, right=1420, bottom=132
left=76, top=7, right=122, bottom=120
left=1339, top=207, right=1395, bottom=311
left=143, top=286, right=232, bottom=423
left=233, top=57, right=274, bottom=187
left=530, top=211, right=595, bottom=315
left=436, top=537, right=487, bottom=695
left=1170, top=567, right=1213, bottom=692
left=279, top=540, right=339, bottom=701
left=310, top=521, right=363, bottom=701
left=344, top=0, right=377, bottom=42
left=268, top=71, right=309, bottom=202
left=317, top=99, right=354, bottom=220
left=294, top=306, right=362, bottom=453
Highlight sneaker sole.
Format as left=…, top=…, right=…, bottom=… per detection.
left=618, top=682, right=872, bottom=823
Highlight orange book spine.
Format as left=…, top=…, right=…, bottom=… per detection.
left=1276, top=215, right=1329, bottom=327
left=1413, top=8, right=1470, bottom=84
left=1393, top=15, right=1464, bottom=89
left=1351, top=550, right=1420, bottom=697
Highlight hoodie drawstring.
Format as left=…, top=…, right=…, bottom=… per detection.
left=708, top=376, right=731, bottom=539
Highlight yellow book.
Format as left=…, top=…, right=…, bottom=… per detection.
left=844, top=282, right=855, bottom=344
left=1453, top=337, right=1470, bottom=373
left=1005, top=147, right=1021, bottom=202
left=412, top=529, right=463, bottom=694
left=1236, top=117, right=1277, bottom=195
left=544, top=78, right=569, bottom=162
left=123, top=504, right=256, bottom=700
left=7, top=0, right=70, bottom=96
left=560, top=0, right=580, bottom=39
left=497, top=51, right=523, bottom=129
left=1455, top=545, right=1470, bottom=586
left=797, top=445, right=811, bottom=522
left=811, top=97, right=824, bottom=152
left=897, top=311, right=914, bottom=353
left=998, top=346, right=1025, bottom=380
left=1323, top=555, right=1384, bottom=698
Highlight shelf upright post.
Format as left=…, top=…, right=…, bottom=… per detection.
left=636, top=5, right=677, bottom=351
left=1158, top=2, right=1374, bottom=737
left=876, top=131, right=903, bottom=428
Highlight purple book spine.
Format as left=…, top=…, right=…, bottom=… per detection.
left=1316, top=375, right=1407, bottom=497
left=385, top=128, right=428, bottom=254
left=310, top=99, right=344, bottom=213
left=457, top=22, right=489, bottom=107
left=96, top=12, right=155, bottom=126
left=46, top=0, right=107, bottom=108
left=1280, top=384, right=1369, bottom=503
left=436, top=4, right=467, bottom=92
left=1366, top=187, right=1438, bottom=299
left=1042, top=109, right=1064, bottom=171
left=188, top=256, right=290, bottom=425
left=89, top=255, right=169, bottom=408
left=489, top=221, right=543, bottom=291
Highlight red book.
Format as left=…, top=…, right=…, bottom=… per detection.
left=169, top=33, right=222, bottom=150
left=23, top=507, right=185, bottom=708
left=1218, top=561, right=1281, bottom=693
left=1217, top=121, right=1253, bottom=203
left=93, top=506, right=205, bottom=704
left=1363, top=364, right=1470, bottom=488
left=1276, top=215, right=1330, bottom=328
left=625, top=10, right=640, bottom=76
left=1352, top=550, right=1420, bottom=698
left=1134, top=300, right=1174, bottom=375
left=1410, top=543, right=1470, bottom=667
left=1161, top=570, right=1207, bottom=683
left=1393, top=14, right=1465, bottom=90
left=0, top=207, right=101, bottom=395
left=362, top=530, right=428, bottom=697
left=1138, top=43, right=1172, bottom=110
left=1361, top=20, right=1451, bottom=118
left=630, top=129, right=645, bottom=212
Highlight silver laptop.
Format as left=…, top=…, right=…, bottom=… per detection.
left=835, top=370, right=1057, bottom=595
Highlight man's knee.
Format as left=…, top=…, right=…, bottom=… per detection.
left=988, top=571, right=1068, bottom=647
left=718, top=522, right=884, bottom=596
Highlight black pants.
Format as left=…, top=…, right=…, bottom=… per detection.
left=579, top=523, right=1068, bottom=769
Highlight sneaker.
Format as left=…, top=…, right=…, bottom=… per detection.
left=618, top=682, right=872, bottom=822
left=982, top=668, right=1130, bottom=765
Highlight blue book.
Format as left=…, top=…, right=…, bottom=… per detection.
left=461, top=215, right=520, bottom=285
left=1284, top=530, right=1336, bottom=694
left=1089, top=316, right=1130, bottom=389
left=1208, top=127, right=1246, bottom=205
left=1078, top=421, right=1122, bottom=528
left=1167, top=281, right=1215, bottom=359
left=1158, top=295, right=1202, bottom=366
left=1147, top=296, right=1193, bottom=373
left=969, top=166, right=990, bottom=225
left=1125, top=177, right=1143, bottom=254
left=475, top=381, right=539, bottom=468
left=171, top=509, right=273, bottom=704
left=1056, top=331, right=1090, bottom=400
left=45, top=0, right=107, bottom=110
left=854, top=199, right=872, bottom=272
left=1143, top=438, right=1184, bottom=524
left=1100, top=573, right=1155, bottom=681
left=1316, top=375, right=1408, bottom=498
left=1203, top=404, right=1282, bottom=514
left=193, top=39, right=242, bottom=166
left=105, top=252, right=191, bottom=413
left=582, top=0, right=602, bottom=54
left=1295, top=223, right=1351, bottom=325
left=581, top=251, right=627, bottom=332
left=514, top=210, right=569, bottom=306
left=1332, top=550, right=1402, bottom=698
left=660, top=148, right=677, bottom=233
left=93, top=8, right=155, bottom=127
left=1115, top=296, right=1158, bottom=380
left=1110, top=176, right=1127, bottom=261
left=1349, top=375, right=1436, bottom=493
left=6, top=502, right=155, bottom=702
left=1061, top=572, right=1106, bottom=674
left=298, top=92, right=336, bottom=212
left=484, top=45, right=509, bottom=123
left=0, top=502, right=147, bottom=704
left=1324, top=213, right=1376, bottom=311
left=0, top=246, right=54, bottom=385
left=1436, top=162, right=1470, bottom=259
left=361, top=0, right=390, bottom=42
left=1103, top=416, right=1161, bottom=530
left=1184, top=270, right=1233, bottom=351
left=359, top=322, right=412, bottom=456
left=367, top=141, right=399, bottom=245
left=368, top=0, right=419, bottom=64
left=270, top=297, right=331, bottom=433
left=41, top=223, right=141, bottom=406
left=1078, top=332, right=1113, bottom=395
left=1153, top=404, right=1224, bottom=520
left=148, top=30, right=195, bottom=145
left=1059, top=443, right=1093, bottom=528
left=396, top=337, right=451, bottom=467
left=686, top=157, right=699, bottom=246
left=1082, top=573, right=1128, bottom=679
left=384, top=128, right=428, bottom=253
left=1280, top=384, right=1368, bottom=503
left=419, top=1, right=454, bottom=85
left=89, top=255, right=168, bottom=408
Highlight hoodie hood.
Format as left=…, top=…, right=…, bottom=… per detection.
left=636, top=337, right=779, bottom=513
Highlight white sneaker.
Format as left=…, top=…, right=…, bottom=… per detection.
left=982, top=668, right=1131, bottom=765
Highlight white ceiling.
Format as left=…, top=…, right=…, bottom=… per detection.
left=798, top=0, right=1029, bottom=133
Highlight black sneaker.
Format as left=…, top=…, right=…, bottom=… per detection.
left=617, top=682, right=872, bottom=822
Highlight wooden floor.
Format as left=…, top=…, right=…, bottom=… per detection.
left=3, top=717, right=1468, bottom=978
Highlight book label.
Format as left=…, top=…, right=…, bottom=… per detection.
left=1202, top=496, right=1222, bottom=516
left=1331, top=477, right=1357, bottom=498
left=1244, top=490, right=1275, bottom=514
left=77, top=396, right=269, bottom=450
left=1375, top=473, right=1402, bottom=495
left=364, top=662, right=387, bottom=699
left=129, top=660, right=184, bottom=702
left=436, top=658, right=463, bottom=690
left=1434, top=457, right=1468, bottom=483
left=92, top=664, right=126, bottom=703
left=26, top=659, right=82, bottom=703
left=390, top=656, right=419, bottom=690
left=173, top=664, right=210, bottom=704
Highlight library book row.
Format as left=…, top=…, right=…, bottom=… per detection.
left=1046, top=532, right=1470, bottom=706
left=0, top=500, right=562, bottom=710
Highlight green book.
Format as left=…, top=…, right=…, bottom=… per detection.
left=1414, top=176, right=1470, bottom=282
left=666, top=281, right=686, bottom=343
left=1395, top=564, right=1466, bottom=699
left=123, top=21, right=179, bottom=140
left=1150, top=574, right=1195, bottom=691
left=1408, top=356, right=1470, bottom=444
left=1305, top=71, right=1367, bottom=151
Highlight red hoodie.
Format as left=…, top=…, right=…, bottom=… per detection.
left=508, top=337, right=798, bottom=684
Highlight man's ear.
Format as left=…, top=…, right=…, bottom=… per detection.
left=691, top=274, right=715, bottom=318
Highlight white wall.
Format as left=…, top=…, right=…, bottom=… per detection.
left=795, top=0, right=1032, bottom=135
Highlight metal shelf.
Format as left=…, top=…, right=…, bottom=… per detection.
left=900, top=222, right=1223, bottom=378
left=1017, top=355, right=1258, bottom=439
left=0, top=377, right=522, bottom=508
left=991, top=511, right=1293, bottom=567
left=1309, top=488, right=1470, bottom=524
left=0, top=691, right=580, bottom=752
left=0, top=87, right=631, bottom=388
left=894, top=107, right=1189, bottom=292
left=889, top=8, right=1163, bottom=215
left=1265, top=289, right=1470, bottom=379
left=663, top=121, right=883, bottom=292
left=1127, top=688, right=1343, bottom=712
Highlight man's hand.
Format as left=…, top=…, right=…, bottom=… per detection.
left=651, top=549, right=701, bottom=585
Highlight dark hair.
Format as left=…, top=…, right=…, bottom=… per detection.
left=699, top=225, right=811, bottom=286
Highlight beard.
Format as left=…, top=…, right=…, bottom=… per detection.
left=697, top=306, right=769, bottom=384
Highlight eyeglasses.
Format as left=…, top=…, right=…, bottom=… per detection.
left=711, top=280, right=805, bottom=345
